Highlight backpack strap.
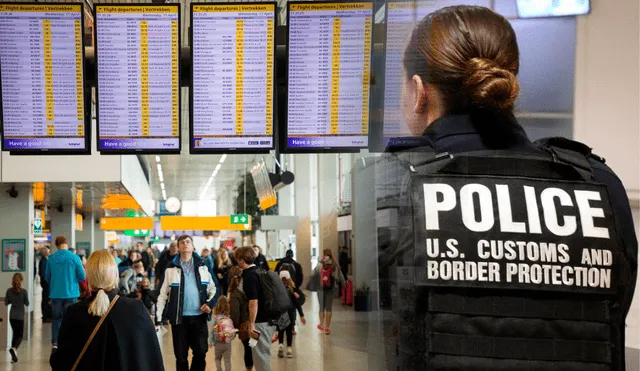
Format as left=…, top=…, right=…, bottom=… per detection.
left=534, top=137, right=605, bottom=181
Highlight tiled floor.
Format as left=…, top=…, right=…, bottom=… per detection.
left=0, top=283, right=638, bottom=371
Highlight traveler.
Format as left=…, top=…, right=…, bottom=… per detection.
left=111, top=248, right=121, bottom=266
left=209, top=296, right=236, bottom=371
left=202, top=248, right=215, bottom=278
left=253, top=246, right=270, bottom=271
left=38, top=247, right=52, bottom=322
left=156, top=235, right=217, bottom=371
left=277, top=271, right=306, bottom=358
left=119, top=260, right=145, bottom=297
left=229, top=266, right=253, bottom=371
left=338, top=246, right=350, bottom=280
left=155, top=241, right=178, bottom=288
left=45, top=236, right=86, bottom=352
left=145, top=247, right=156, bottom=278
left=5, top=273, right=28, bottom=363
left=137, top=241, right=152, bottom=275
left=50, top=250, right=164, bottom=371
left=137, top=278, right=156, bottom=317
left=275, top=249, right=303, bottom=289
left=215, top=248, right=233, bottom=296
left=308, top=249, right=344, bottom=335
left=235, top=246, right=276, bottom=371
left=381, top=5, right=638, bottom=371
left=118, top=250, right=140, bottom=275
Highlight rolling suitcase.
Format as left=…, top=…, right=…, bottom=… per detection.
left=341, top=280, right=353, bottom=305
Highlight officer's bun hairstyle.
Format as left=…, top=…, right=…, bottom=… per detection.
left=403, top=5, right=521, bottom=146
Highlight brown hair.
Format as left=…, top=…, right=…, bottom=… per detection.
left=322, top=248, right=336, bottom=267
left=177, top=235, right=192, bottom=246
left=55, top=236, right=68, bottom=248
left=11, top=273, right=23, bottom=293
left=229, top=266, right=243, bottom=293
left=214, top=296, right=231, bottom=316
left=234, top=246, right=256, bottom=265
left=403, top=6, right=521, bottom=144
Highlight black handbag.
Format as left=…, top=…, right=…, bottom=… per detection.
left=270, top=311, right=291, bottom=331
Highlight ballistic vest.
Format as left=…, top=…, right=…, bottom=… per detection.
left=385, top=138, right=633, bottom=371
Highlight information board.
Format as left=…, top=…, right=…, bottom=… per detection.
left=381, top=0, right=489, bottom=148
left=286, top=2, right=372, bottom=151
left=0, top=3, right=88, bottom=153
left=95, top=4, right=180, bottom=153
left=190, top=3, right=275, bottom=153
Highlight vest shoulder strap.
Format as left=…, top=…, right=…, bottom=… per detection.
left=534, top=137, right=606, bottom=180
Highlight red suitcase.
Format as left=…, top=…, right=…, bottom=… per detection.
left=341, top=280, right=353, bottom=305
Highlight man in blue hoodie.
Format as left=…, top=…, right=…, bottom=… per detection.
left=45, top=236, right=86, bottom=353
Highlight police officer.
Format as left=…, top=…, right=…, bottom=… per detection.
left=380, top=5, right=637, bottom=371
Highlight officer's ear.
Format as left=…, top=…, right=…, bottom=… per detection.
left=411, top=75, right=429, bottom=113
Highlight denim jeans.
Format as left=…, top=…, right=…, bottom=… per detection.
left=51, top=298, right=76, bottom=345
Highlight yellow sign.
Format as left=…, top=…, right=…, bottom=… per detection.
left=101, top=194, right=141, bottom=210
left=160, top=216, right=252, bottom=231
left=193, top=4, right=275, bottom=12
left=259, top=194, right=277, bottom=210
left=76, top=213, right=83, bottom=231
left=33, top=183, right=45, bottom=203
left=100, top=217, right=153, bottom=231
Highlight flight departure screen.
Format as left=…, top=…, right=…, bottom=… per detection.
left=286, top=2, right=372, bottom=150
left=95, top=4, right=180, bottom=153
left=191, top=3, right=275, bottom=152
left=383, top=0, right=489, bottom=147
left=0, top=4, right=87, bottom=153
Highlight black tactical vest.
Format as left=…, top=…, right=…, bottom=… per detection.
left=383, top=138, right=633, bottom=371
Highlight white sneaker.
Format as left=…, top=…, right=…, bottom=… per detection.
left=278, top=344, right=284, bottom=358
left=286, top=347, right=293, bottom=358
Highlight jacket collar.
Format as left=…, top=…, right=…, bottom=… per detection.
left=169, top=253, right=204, bottom=268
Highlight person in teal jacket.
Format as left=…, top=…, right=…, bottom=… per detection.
left=45, top=236, right=86, bottom=353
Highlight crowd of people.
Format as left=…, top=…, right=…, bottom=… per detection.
left=28, top=234, right=333, bottom=371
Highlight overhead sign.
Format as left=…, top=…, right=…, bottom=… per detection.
left=100, top=217, right=154, bottom=231
left=0, top=4, right=89, bottom=154
left=160, top=216, right=252, bottom=231
left=95, top=4, right=181, bottom=153
left=285, top=2, right=372, bottom=151
left=33, top=218, right=43, bottom=234
left=231, top=214, right=249, bottom=225
left=101, top=194, right=141, bottom=210
left=190, top=3, right=275, bottom=153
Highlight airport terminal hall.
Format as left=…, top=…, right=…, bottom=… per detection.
left=0, top=0, right=638, bottom=370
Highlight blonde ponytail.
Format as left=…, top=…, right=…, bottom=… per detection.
left=85, top=250, right=119, bottom=317
left=88, top=289, right=110, bottom=317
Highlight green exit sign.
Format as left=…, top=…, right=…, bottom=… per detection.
left=231, top=214, right=249, bottom=225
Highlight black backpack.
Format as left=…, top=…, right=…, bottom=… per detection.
left=381, top=138, right=632, bottom=371
left=258, top=270, right=292, bottom=321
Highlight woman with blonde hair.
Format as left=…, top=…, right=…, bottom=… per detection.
left=50, top=250, right=164, bottom=371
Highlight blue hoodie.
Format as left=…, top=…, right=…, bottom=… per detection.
left=45, top=249, right=86, bottom=299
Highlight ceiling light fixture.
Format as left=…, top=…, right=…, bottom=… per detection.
left=155, top=156, right=160, bottom=163
left=219, top=154, right=227, bottom=163
left=160, top=183, right=165, bottom=190
left=215, top=163, right=221, bottom=172
left=159, top=173, right=164, bottom=183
